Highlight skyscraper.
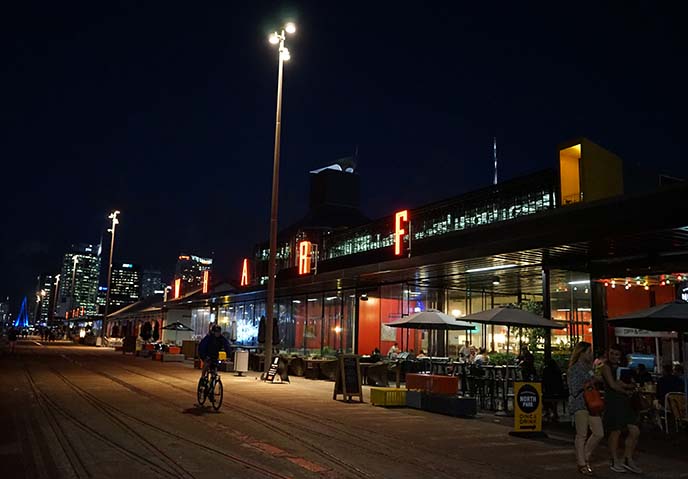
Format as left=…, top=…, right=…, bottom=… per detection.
left=174, top=254, right=212, bottom=294
left=109, top=263, right=141, bottom=310
left=0, top=298, right=9, bottom=328
left=57, top=244, right=101, bottom=316
left=34, top=273, right=54, bottom=324
left=140, top=269, right=163, bottom=298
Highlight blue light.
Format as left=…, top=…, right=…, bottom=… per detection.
left=122, top=263, right=133, bottom=268
left=13, top=297, right=29, bottom=328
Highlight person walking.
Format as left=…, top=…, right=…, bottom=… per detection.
left=8, top=327, right=18, bottom=354
left=602, top=345, right=642, bottom=474
left=567, top=341, right=604, bottom=475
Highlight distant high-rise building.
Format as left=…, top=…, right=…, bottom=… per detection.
left=96, top=286, right=107, bottom=314
left=174, top=254, right=212, bottom=294
left=140, top=269, right=163, bottom=298
left=35, top=273, right=55, bottom=324
left=109, top=263, right=141, bottom=310
left=0, top=298, right=9, bottom=328
left=57, top=243, right=101, bottom=316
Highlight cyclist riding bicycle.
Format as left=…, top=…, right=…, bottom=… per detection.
left=198, top=324, right=231, bottom=377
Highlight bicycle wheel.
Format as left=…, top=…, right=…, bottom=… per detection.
left=209, top=377, right=223, bottom=411
left=196, top=376, right=207, bottom=405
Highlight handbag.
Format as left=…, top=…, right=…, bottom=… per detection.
left=582, top=380, right=605, bottom=416
left=630, top=391, right=651, bottom=412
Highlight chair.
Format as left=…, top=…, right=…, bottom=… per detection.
left=288, top=357, right=305, bottom=376
left=664, top=392, right=686, bottom=434
left=366, top=362, right=389, bottom=387
left=319, top=359, right=339, bottom=381
left=415, top=358, right=432, bottom=374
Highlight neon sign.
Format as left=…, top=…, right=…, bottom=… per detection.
left=174, top=278, right=181, bottom=299
left=298, top=241, right=312, bottom=275
left=240, top=258, right=249, bottom=286
left=394, top=210, right=409, bottom=256
left=202, top=270, right=209, bottom=294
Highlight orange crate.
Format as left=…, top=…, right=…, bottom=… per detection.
left=405, top=373, right=433, bottom=392
left=168, top=346, right=181, bottom=355
left=430, top=375, right=458, bottom=395
left=153, top=352, right=163, bottom=361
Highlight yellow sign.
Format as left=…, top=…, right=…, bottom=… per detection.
left=514, top=382, right=542, bottom=432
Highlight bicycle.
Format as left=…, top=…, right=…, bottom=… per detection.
left=196, top=359, right=224, bottom=411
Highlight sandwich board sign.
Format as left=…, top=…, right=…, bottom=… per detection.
left=333, top=354, right=363, bottom=402
left=513, top=382, right=542, bottom=433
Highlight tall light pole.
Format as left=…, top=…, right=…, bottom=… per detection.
left=102, top=210, right=120, bottom=338
left=70, top=254, right=79, bottom=310
left=52, top=274, right=60, bottom=324
left=264, top=21, right=295, bottom=377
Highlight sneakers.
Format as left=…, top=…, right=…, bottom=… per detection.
left=610, top=460, right=627, bottom=473
left=577, top=464, right=594, bottom=476
left=623, top=459, right=642, bottom=474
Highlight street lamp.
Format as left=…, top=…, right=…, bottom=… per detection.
left=52, top=274, right=60, bottom=323
left=71, top=254, right=79, bottom=310
left=102, top=210, right=120, bottom=339
left=264, top=21, right=295, bottom=378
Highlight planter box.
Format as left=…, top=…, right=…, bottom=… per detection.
left=425, top=394, right=477, bottom=417
left=218, top=361, right=234, bottom=372
left=371, top=387, right=407, bottom=407
left=406, top=390, right=429, bottom=409
left=161, top=353, right=184, bottom=362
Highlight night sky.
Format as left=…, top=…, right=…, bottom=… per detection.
left=1, top=1, right=685, bottom=312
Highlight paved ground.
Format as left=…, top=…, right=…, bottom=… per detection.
left=1, top=340, right=687, bottom=479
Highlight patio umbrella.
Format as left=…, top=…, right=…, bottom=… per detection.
left=162, top=321, right=193, bottom=345
left=386, top=309, right=476, bottom=356
left=461, top=306, right=566, bottom=329
left=386, top=309, right=477, bottom=331
left=462, top=306, right=565, bottom=355
left=608, top=300, right=688, bottom=418
left=608, top=301, right=688, bottom=331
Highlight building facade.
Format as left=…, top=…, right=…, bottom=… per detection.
left=109, top=263, right=141, bottom=310
left=35, top=273, right=55, bottom=324
left=57, top=243, right=101, bottom=317
left=140, top=269, right=163, bottom=298
left=174, top=255, right=212, bottom=295
left=0, top=298, right=9, bottom=329
left=163, top=140, right=686, bottom=368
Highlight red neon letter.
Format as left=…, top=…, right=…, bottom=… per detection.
left=240, top=258, right=249, bottom=286
left=174, top=278, right=181, bottom=299
left=298, top=241, right=312, bottom=275
left=202, top=270, right=209, bottom=294
left=395, top=210, right=409, bottom=255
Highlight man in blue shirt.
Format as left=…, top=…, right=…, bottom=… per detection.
left=198, top=325, right=231, bottom=377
